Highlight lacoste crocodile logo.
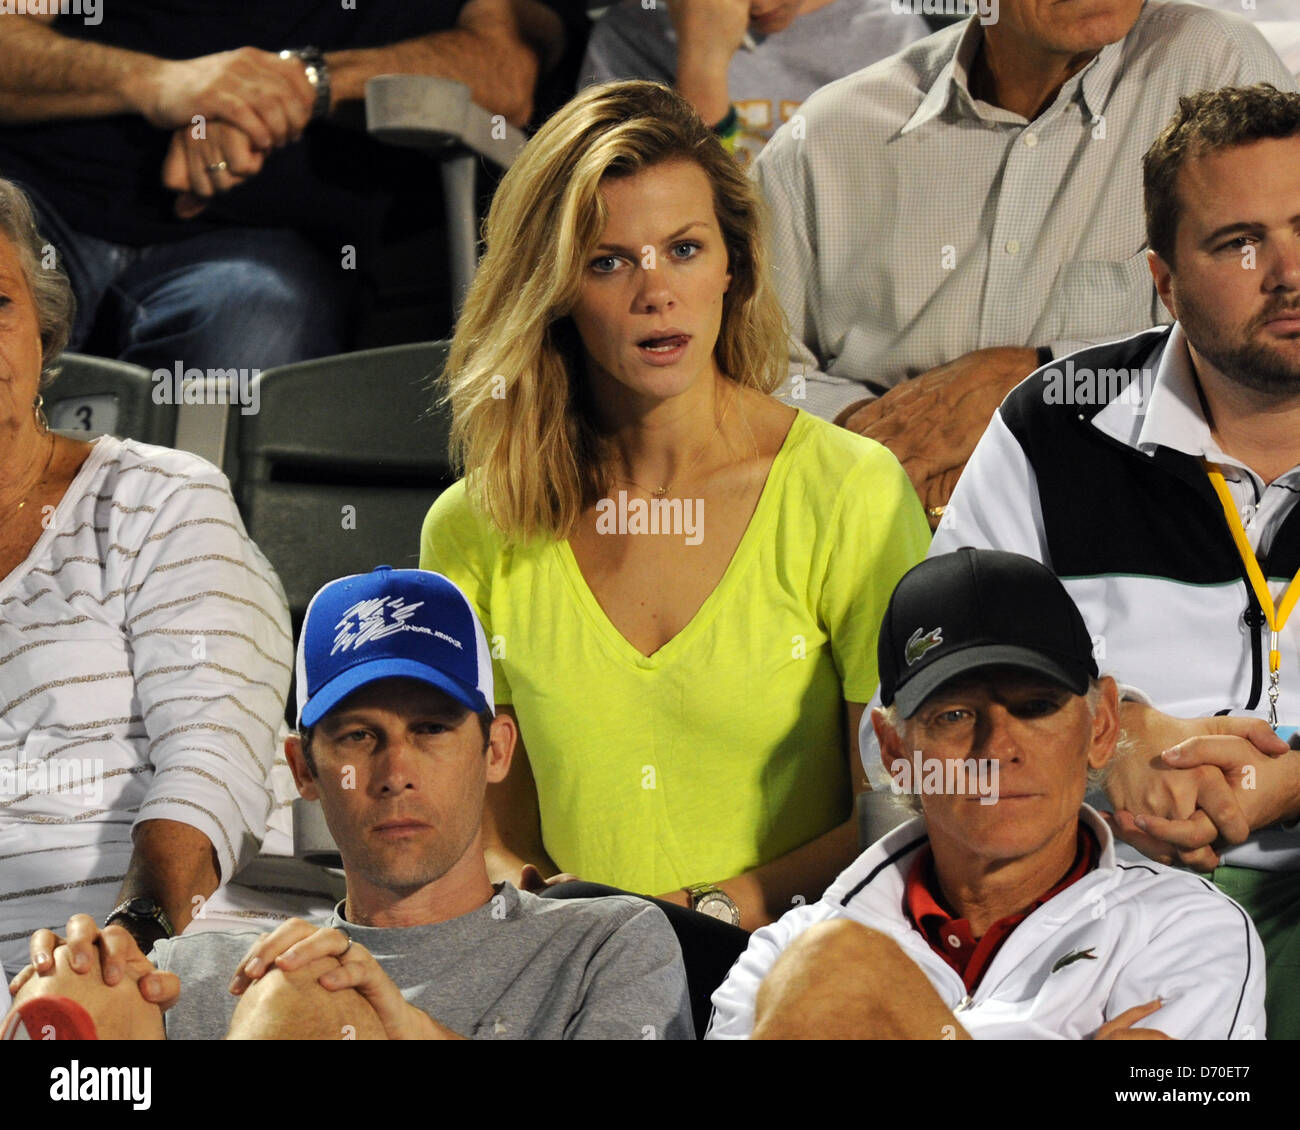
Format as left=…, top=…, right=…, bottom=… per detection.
left=905, top=627, right=944, bottom=665
left=1051, top=947, right=1097, bottom=973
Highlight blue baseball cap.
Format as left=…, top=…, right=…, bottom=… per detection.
left=295, top=566, right=495, bottom=728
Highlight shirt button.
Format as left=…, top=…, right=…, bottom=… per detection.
left=1006, top=239, right=1020, bottom=255
left=947, top=933, right=961, bottom=948
left=1023, top=133, right=1039, bottom=148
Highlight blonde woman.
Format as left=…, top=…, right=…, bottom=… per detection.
left=421, top=82, right=927, bottom=951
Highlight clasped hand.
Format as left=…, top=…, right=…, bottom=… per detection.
left=148, top=47, right=318, bottom=216
left=1104, top=705, right=1297, bottom=870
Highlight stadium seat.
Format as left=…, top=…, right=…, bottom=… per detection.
left=231, top=341, right=456, bottom=634
left=45, top=353, right=176, bottom=446
left=857, top=789, right=911, bottom=850
left=293, top=796, right=343, bottom=870
left=365, top=75, right=528, bottom=312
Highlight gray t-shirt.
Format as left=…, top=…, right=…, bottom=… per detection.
left=151, top=884, right=693, bottom=1040
left=580, top=0, right=930, bottom=165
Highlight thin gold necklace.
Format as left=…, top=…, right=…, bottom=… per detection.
left=612, top=390, right=732, bottom=499
left=15, top=433, right=55, bottom=513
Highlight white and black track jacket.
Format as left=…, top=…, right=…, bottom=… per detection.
left=928, top=323, right=1300, bottom=870
left=706, top=807, right=1264, bottom=1039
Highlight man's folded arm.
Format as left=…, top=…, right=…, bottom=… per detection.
left=325, top=0, right=564, bottom=127
left=0, top=13, right=149, bottom=120
left=1104, top=889, right=1265, bottom=1040
left=704, top=901, right=831, bottom=1040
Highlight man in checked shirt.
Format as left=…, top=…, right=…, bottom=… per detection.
left=753, top=0, right=1296, bottom=524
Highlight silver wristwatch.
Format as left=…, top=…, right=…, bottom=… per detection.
left=281, top=46, right=331, bottom=120
left=685, top=883, right=741, bottom=927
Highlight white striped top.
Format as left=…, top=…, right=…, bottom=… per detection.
left=0, top=436, right=292, bottom=976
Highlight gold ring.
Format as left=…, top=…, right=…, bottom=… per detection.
left=926, top=506, right=947, bottom=520
left=205, top=160, right=229, bottom=174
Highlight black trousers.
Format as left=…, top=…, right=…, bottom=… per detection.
left=538, top=881, right=751, bottom=1039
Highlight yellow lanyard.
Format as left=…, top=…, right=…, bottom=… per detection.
left=1204, top=460, right=1300, bottom=726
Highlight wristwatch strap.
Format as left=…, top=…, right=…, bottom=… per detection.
left=281, top=46, right=331, bottom=121
left=683, top=882, right=741, bottom=926
left=105, top=896, right=175, bottom=941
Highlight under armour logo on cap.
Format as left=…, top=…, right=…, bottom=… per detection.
left=331, top=596, right=432, bottom=654
left=296, top=566, right=494, bottom=728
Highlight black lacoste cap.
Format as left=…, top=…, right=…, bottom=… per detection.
left=878, top=548, right=1098, bottom=717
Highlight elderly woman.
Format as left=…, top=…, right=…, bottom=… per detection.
left=421, top=78, right=929, bottom=949
left=0, top=178, right=292, bottom=980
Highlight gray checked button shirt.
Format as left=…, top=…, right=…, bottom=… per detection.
left=753, top=1, right=1298, bottom=420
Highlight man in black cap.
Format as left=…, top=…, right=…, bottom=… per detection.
left=706, top=548, right=1264, bottom=1040
left=927, top=84, right=1300, bottom=1036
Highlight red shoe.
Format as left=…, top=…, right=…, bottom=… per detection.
left=1, top=996, right=98, bottom=1040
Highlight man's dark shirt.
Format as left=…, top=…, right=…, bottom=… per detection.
left=0, top=1, right=465, bottom=244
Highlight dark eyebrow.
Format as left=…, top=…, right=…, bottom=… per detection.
left=1201, top=221, right=1267, bottom=247
left=419, top=706, right=472, bottom=725
left=593, top=220, right=711, bottom=255
left=1200, top=214, right=1300, bottom=248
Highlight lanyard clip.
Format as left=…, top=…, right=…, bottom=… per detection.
left=1269, top=672, right=1281, bottom=729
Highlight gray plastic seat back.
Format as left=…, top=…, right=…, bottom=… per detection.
left=856, top=789, right=914, bottom=850
left=44, top=353, right=177, bottom=446
left=234, top=341, right=455, bottom=628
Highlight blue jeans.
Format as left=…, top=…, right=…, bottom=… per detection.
left=25, top=183, right=353, bottom=372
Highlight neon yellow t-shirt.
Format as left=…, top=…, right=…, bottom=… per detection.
left=420, top=410, right=929, bottom=895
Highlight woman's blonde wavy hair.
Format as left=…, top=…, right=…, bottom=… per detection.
left=444, top=80, right=789, bottom=542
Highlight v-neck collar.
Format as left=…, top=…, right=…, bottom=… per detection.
left=554, top=410, right=809, bottom=669
left=0, top=435, right=110, bottom=602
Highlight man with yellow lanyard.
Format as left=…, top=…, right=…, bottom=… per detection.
left=924, top=83, right=1300, bottom=1036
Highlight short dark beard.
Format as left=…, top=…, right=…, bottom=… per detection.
left=1180, top=294, right=1300, bottom=397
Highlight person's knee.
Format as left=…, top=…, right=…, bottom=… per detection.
left=227, top=955, right=385, bottom=1041
left=200, top=257, right=327, bottom=315
left=123, top=239, right=351, bottom=369
left=754, top=920, right=965, bottom=1040
left=191, top=259, right=345, bottom=353
left=781, top=919, right=903, bottom=981
left=753, top=920, right=906, bottom=1039
left=12, top=946, right=165, bottom=1040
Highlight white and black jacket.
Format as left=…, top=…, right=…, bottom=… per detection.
left=706, top=807, right=1264, bottom=1040
left=929, top=323, right=1300, bottom=870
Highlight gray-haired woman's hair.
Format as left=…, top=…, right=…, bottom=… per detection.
left=0, top=178, right=75, bottom=387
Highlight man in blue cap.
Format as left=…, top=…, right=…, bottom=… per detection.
left=6, top=567, right=693, bottom=1040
